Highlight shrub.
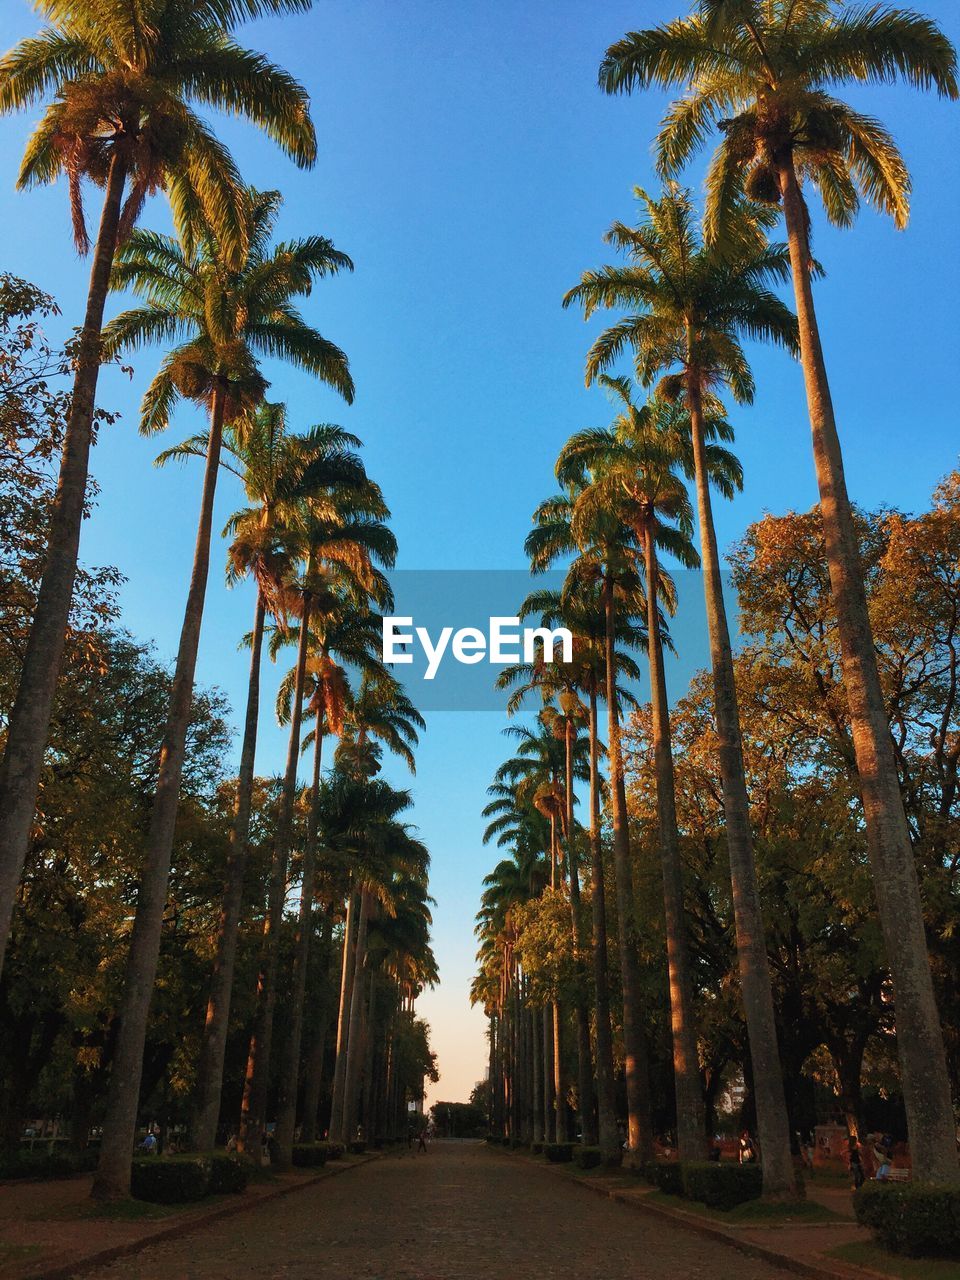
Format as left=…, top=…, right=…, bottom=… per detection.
left=643, top=1160, right=684, bottom=1196
left=324, top=1141, right=346, bottom=1160
left=681, top=1162, right=762, bottom=1212
left=131, top=1156, right=210, bottom=1204
left=574, top=1146, right=602, bottom=1170
left=208, top=1154, right=250, bottom=1194
left=291, top=1144, right=328, bottom=1169
left=854, top=1182, right=960, bottom=1257
left=530, top=1142, right=543, bottom=1155
left=543, top=1143, right=574, bottom=1164
left=348, top=1139, right=367, bottom=1155
left=509, top=1138, right=525, bottom=1150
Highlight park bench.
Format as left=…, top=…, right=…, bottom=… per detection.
left=883, top=1166, right=910, bottom=1182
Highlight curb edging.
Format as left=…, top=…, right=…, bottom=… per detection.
left=21, top=1154, right=378, bottom=1280
left=491, top=1148, right=887, bottom=1280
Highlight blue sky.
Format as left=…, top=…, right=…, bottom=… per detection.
left=1, top=1, right=958, bottom=1104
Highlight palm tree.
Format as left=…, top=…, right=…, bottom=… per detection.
left=320, top=772, right=428, bottom=1144
left=494, top=718, right=590, bottom=1143
left=557, top=379, right=713, bottom=1161
left=475, top=824, right=548, bottom=1141
left=516, top=584, right=642, bottom=1163
left=241, top=533, right=396, bottom=1159
left=600, top=0, right=959, bottom=1183
left=156, top=404, right=374, bottom=1151
left=272, top=646, right=417, bottom=1165
left=91, top=190, right=353, bottom=1198
left=0, top=0, right=317, bottom=971
left=564, top=183, right=799, bottom=1193
left=527, top=490, right=655, bottom=1160
left=496, top=656, right=597, bottom=1147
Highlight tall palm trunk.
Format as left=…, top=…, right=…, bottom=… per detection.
left=339, top=886, right=372, bottom=1141
left=552, top=1000, right=566, bottom=1142
left=643, top=526, right=705, bottom=1160
left=588, top=687, right=620, bottom=1163
left=541, top=1004, right=554, bottom=1142
left=274, top=726, right=324, bottom=1166
left=603, top=575, right=653, bottom=1160
left=0, top=154, right=129, bottom=975
left=299, top=912, right=334, bottom=1143
left=531, top=1002, right=543, bottom=1144
left=328, top=890, right=358, bottom=1142
left=192, top=589, right=266, bottom=1151
left=564, top=717, right=596, bottom=1144
left=238, top=600, right=312, bottom=1153
left=93, top=384, right=226, bottom=1199
left=686, top=382, right=794, bottom=1196
left=777, top=156, right=958, bottom=1184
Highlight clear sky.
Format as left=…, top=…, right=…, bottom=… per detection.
left=1, top=1, right=958, bottom=1106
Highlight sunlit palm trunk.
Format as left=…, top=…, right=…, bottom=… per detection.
left=565, top=717, right=596, bottom=1145
left=238, top=601, right=311, bottom=1154
left=603, top=577, right=653, bottom=1161
left=588, top=688, right=620, bottom=1162
left=328, top=891, right=358, bottom=1142
left=551, top=1000, right=566, bottom=1142
left=192, top=589, right=266, bottom=1152
left=274, top=727, right=324, bottom=1167
left=93, top=384, right=226, bottom=1200
left=643, top=527, right=705, bottom=1161
left=340, top=885, right=372, bottom=1141
left=0, top=155, right=128, bottom=976
left=547, top=816, right=567, bottom=1143
left=686, top=383, right=795, bottom=1196
left=778, top=156, right=958, bottom=1184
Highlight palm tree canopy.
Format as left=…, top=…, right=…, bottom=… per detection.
left=103, top=187, right=354, bottom=433
left=563, top=183, right=797, bottom=403
left=598, top=1, right=958, bottom=239
left=0, top=0, right=318, bottom=259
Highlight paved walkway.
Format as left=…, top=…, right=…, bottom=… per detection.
left=83, top=1143, right=792, bottom=1280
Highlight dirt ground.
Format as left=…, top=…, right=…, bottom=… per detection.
left=82, top=1142, right=793, bottom=1280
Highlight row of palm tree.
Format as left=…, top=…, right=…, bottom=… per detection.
left=476, top=0, right=959, bottom=1194
left=0, top=0, right=438, bottom=1199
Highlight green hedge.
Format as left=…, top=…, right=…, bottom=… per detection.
left=573, top=1146, right=602, bottom=1170
left=854, top=1182, right=960, bottom=1257
left=208, top=1154, right=249, bottom=1194
left=544, top=1143, right=574, bottom=1164
left=643, top=1160, right=684, bottom=1196
left=131, top=1156, right=211, bottom=1204
left=530, top=1141, right=543, bottom=1155
left=325, top=1141, right=345, bottom=1160
left=681, top=1162, right=762, bottom=1211
left=348, top=1139, right=367, bottom=1155
left=0, top=1148, right=99, bottom=1181
left=291, top=1144, right=328, bottom=1168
